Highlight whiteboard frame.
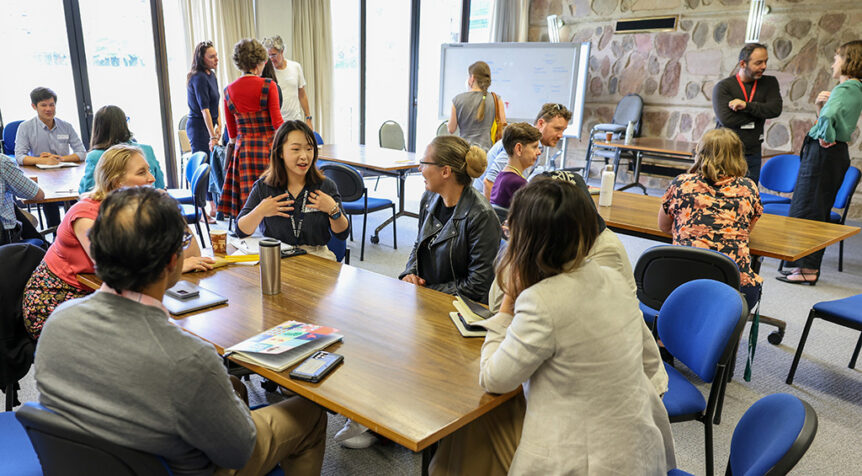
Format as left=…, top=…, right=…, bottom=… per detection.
left=438, top=42, right=591, bottom=139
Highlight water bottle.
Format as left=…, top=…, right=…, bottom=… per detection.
left=599, top=164, right=615, bottom=207
left=624, top=121, right=634, bottom=145
left=259, top=238, right=281, bottom=295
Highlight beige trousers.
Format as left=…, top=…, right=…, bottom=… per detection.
left=215, top=397, right=327, bottom=476
left=299, top=244, right=337, bottom=261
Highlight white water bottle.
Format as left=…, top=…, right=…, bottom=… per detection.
left=624, top=121, right=634, bottom=145
left=598, top=164, right=615, bottom=207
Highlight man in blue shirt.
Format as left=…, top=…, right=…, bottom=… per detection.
left=14, top=87, right=86, bottom=227
left=0, top=154, right=44, bottom=245
left=474, top=103, right=572, bottom=198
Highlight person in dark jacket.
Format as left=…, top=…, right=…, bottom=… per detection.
left=399, top=135, right=502, bottom=304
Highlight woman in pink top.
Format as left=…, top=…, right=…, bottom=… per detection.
left=22, top=144, right=214, bottom=339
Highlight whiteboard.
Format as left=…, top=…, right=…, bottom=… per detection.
left=439, top=42, right=590, bottom=139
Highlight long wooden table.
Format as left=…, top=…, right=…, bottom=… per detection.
left=595, top=191, right=860, bottom=342
left=81, top=254, right=517, bottom=464
left=21, top=164, right=83, bottom=204
left=590, top=138, right=788, bottom=194
left=318, top=144, right=419, bottom=243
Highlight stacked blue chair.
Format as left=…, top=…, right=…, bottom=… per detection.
left=669, top=393, right=818, bottom=475
left=758, top=154, right=799, bottom=205
left=764, top=166, right=861, bottom=271
left=181, top=163, right=212, bottom=247
left=658, top=279, right=749, bottom=476
left=167, top=151, right=207, bottom=205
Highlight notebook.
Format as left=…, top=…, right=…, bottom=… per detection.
left=34, top=162, right=79, bottom=169
left=449, top=312, right=487, bottom=338
left=162, top=281, right=228, bottom=315
left=225, top=321, right=343, bottom=372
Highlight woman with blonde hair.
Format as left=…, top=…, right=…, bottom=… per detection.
left=779, top=40, right=862, bottom=285
left=448, top=61, right=506, bottom=150
left=659, top=128, right=763, bottom=308
left=22, top=144, right=213, bottom=339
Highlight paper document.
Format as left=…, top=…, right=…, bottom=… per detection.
left=35, top=162, right=80, bottom=169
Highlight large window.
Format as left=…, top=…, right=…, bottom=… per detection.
left=330, top=0, right=360, bottom=146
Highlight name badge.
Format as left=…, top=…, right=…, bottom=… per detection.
left=57, top=134, right=70, bottom=140
left=302, top=204, right=323, bottom=214
left=740, top=122, right=755, bottom=130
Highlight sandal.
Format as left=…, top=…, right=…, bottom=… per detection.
left=776, top=270, right=819, bottom=286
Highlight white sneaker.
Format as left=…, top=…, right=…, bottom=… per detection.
left=334, top=419, right=377, bottom=448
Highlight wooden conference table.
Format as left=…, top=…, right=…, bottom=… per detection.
left=318, top=144, right=419, bottom=243
left=21, top=164, right=83, bottom=204
left=81, top=255, right=517, bottom=471
left=592, top=138, right=788, bottom=194
left=594, top=191, right=860, bottom=342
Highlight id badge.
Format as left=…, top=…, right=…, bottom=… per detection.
left=302, top=204, right=321, bottom=214
left=740, top=122, right=755, bottom=130
left=57, top=134, right=70, bottom=140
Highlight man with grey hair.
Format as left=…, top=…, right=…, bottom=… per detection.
left=262, top=35, right=313, bottom=129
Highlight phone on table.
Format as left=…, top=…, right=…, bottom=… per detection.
left=165, top=281, right=200, bottom=300
left=458, top=313, right=486, bottom=332
left=281, top=247, right=308, bottom=258
left=289, top=351, right=343, bottom=383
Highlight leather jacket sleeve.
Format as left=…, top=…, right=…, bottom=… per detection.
left=399, top=192, right=431, bottom=280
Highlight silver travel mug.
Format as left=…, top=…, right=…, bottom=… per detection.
left=259, top=238, right=281, bottom=295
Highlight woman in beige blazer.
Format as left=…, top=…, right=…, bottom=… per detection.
left=433, top=178, right=675, bottom=475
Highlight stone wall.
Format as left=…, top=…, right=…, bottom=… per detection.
left=532, top=0, right=862, bottom=219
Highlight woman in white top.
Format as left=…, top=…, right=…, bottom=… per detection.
left=262, top=35, right=313, bottom=128
left=431, top=178, right=675, bottom=475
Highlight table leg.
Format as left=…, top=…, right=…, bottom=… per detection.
left=372, top=170, right=419, bottom=243
left=617, top=150, right=648, bottom=194
left=750, top=257, right=786, bottom=344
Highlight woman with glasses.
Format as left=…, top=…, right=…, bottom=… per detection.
left=22, top=145, right=213, bottom=340
left=448, top=61, right=506, bottom=151
left=186, top=41, right=222, bottom=220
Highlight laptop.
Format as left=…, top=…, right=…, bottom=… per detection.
left=163, top=281, right=228, bottom=315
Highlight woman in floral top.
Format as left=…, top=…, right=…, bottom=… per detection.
left=658, top=128, right=764, bottom=309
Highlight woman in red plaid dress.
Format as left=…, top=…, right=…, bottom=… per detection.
left=219, top=38, right=284, bottom=218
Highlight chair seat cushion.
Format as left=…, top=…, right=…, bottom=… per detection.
left=180, top=204, right=199, bottom=220
left=764, top=203, right=841, bottom=222
left=662, top=362, right=706, bottom=417
left=667, top=469, right=693, bottom=476
left=760, top=192, right=791, bottom=205
left=166, top=188, right=194, bottom=204
left=812, top=294, right=862, bottom=324
left=343, top=197, right=394, bottom=213
left=0, top=413, right=41, bottom=476
left=640, top=302, right=658, bottom=326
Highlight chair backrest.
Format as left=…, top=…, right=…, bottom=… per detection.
left=186, top=151, right=207, bottom=185
left=611, top=94, right=643, bottom=137
left=178, top=114, right=189, bottom=131
left=657, top=279, right=748, bottom=383
left=379, top=120, right=406, bottom=150
left=833, top=166, right=861, bottom=213
left=728, top=393, right=818, bottom=475
left=313, top=131, right=324, bottom=146
left=491, top=204, right=508, bottom=226
left=319, top=163, right=365, bottom=203
left=436, top=121, right=449, bottom=137
left=759, top=154, right=800, bottom=193
left=190, top=163, right=211, bottom=209
left=177, top=130, right=192, bottom=155
left=634, top=245, right=741, bottom=313
left=16, top=402, right=171, bottom=476
left=2, top=120, right=23, bottom=155
left=326, top=234, right=347, bottom=263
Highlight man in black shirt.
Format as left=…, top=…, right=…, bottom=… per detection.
left=712, top=43, right=783, bottom=183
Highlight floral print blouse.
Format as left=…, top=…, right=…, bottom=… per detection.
left=661, top=173, right=764, bottom=288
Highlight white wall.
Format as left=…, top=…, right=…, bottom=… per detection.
left=255, top=0, right=293, bottom=57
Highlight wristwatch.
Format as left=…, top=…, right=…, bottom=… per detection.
left=305, top=115, right=313, bottom=120
left=329, top=205, right=342, bottom=220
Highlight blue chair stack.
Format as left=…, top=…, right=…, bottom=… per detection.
left=181, top=163, right=211, bottom=247
left=758, top=154, right=799, bottom=205
left=167, top=150, right=207, bottom=205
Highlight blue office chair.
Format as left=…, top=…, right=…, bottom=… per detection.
left=669, top=393, right=818, bottom=476
left=320, top=163, right=396, bottom=261
left=326, top=234, right=350, bottom=264
left=181, top=163, right=211, bottom=248
left=764, top=166, right=861, bottom=272
left=786, top=293, right=862, bottom=385
left=758, top=154, right=800, bottom=205
left=313, top=131, right=324, bottom=146
left=658, top=279, right=749, bottom=476
left=0, top=411, right=41, bottom=475
left=2, top=120, right=23, bottom=155
left=167, top=151, right=207, bottom=205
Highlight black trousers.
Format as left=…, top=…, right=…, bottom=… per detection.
left=784, top=136, right=849, bottom=270
left=745, top=151, right=762, bottom=184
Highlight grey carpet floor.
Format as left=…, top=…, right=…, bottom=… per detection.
left=13, top=173, right=862, bottom=475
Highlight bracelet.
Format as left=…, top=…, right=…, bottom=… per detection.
left=305, top=115, right=313, bottom=120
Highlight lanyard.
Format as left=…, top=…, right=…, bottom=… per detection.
left=735, top=72, right=757, bottom=103
left=289, top=189, right=308, bottom=239
left=505, top=164, right=525, bottom=179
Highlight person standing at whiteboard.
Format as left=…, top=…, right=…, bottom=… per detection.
left=448, top=61, right=506, bottom=151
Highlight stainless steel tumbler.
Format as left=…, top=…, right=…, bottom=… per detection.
left=259, top=238, right=281, bottom=295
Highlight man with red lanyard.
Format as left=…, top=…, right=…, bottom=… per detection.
left=712, top=43, right=783, bottom=183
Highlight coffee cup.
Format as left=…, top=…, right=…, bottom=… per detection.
left=605, top=132, right=614, bottom=142
left=210, top=230, right=228, bottom=255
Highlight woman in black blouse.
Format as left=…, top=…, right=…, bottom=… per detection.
left=236, top=120, right=349, bottom=260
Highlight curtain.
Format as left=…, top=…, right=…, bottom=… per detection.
left=489, top=0, right=529, bottom=42
left=181, top=0, right=256, bottom=94
left=292, top=1, right=333, bottom=140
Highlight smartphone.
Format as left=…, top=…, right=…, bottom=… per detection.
left=289, top=351, right=343, bottom=383
left=459, top=314, right=486, bottom=332
left=281, top=247, right=308, bottom=258
left=166, top=281, right=200, bottom=300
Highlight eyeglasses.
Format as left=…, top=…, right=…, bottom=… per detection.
left=551, top=103, right=565, bottom=111
left=181, top=231, right=193, bottom=250
left=419, top=161, right=441, bottom=167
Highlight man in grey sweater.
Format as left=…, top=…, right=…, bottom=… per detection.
left=34, top=187, right=326, bottom=475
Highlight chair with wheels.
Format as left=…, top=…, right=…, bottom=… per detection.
left=764, top=166, right=861, bottom=272
left=658, top=279, right=749, bottom=476
left=2, top=120, right=23, bottom=155
left=0, top=243, right=45, bottom=412
left=786, top=293, right=862, bottom=385
left=320, top=163, right=395, bottom=261
left=166, top=151, right=207, bottom=204
left=583, top=94, right=642, bottom=180
left=181, top=163, right=211, bottom=247
left=758, top=154, right=800, bottom=205
left=669, top=393, right=818, bottom=475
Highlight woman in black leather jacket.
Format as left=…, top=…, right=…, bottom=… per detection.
left=399, top=135, right=502, bottom=303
